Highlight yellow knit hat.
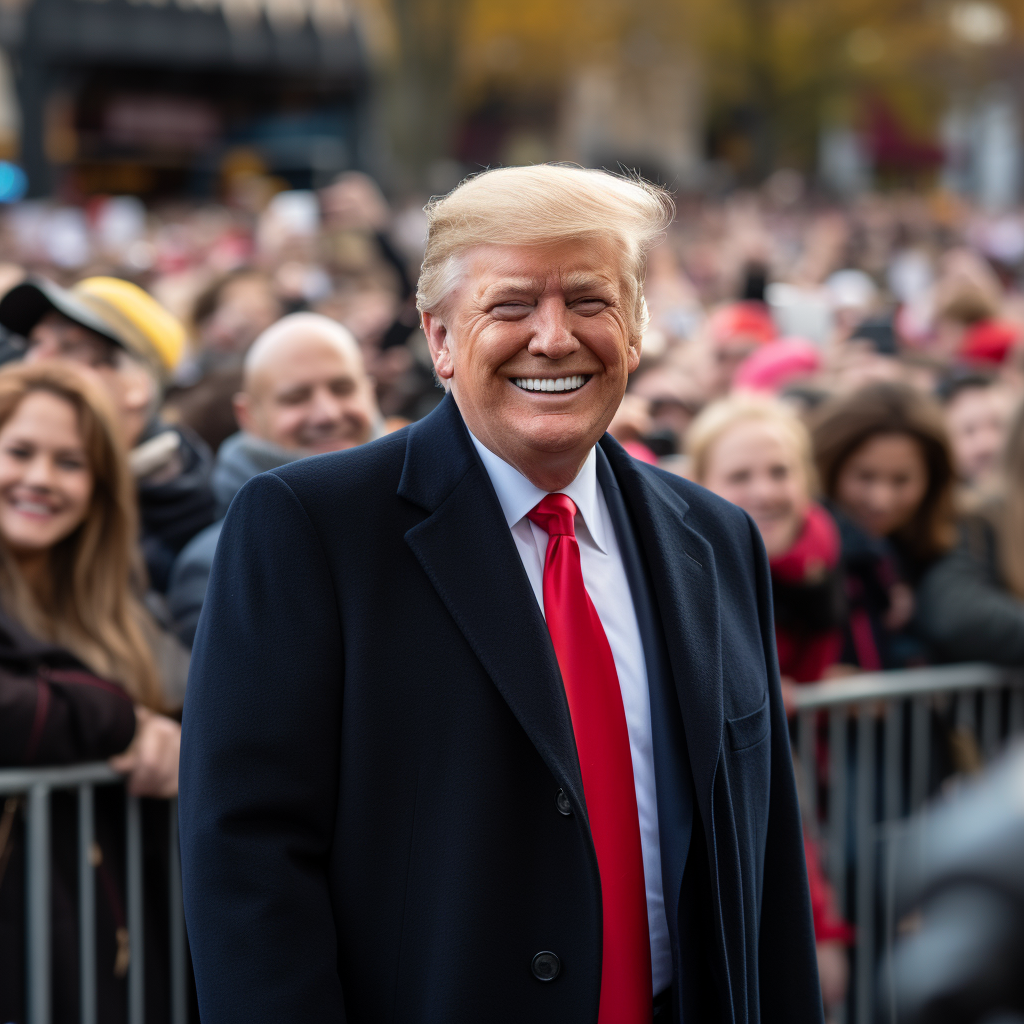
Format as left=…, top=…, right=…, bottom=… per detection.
left=70, top=277, right=186, bottom=380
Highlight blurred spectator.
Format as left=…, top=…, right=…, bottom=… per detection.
left=706, top=300, right=777, bottom=396
left=939, top=372, right=1018, bottom=497
left=0, top=276, right=216, bottom=591
left=0, top=362, right=182, bottom=1023
left=811, top=382, right=956, bottom=669
left=917, top=401, right=1024, bottom=666
left=688, top=396, right=845, bottom=696
left=167, top=313, right=380, bottom=645
left=161, top=267, right=287, bottom=454
left=190, top=267, right=284, bottom=359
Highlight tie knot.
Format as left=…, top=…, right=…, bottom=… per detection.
left=526, top=493, right=577, bottom=537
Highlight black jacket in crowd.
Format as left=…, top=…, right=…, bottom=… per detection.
left=916, top=511, right=1024, bottom=666
left=180, top=394, right=822, bottom=1024
left=137, top=421, right=217, bottom=593
left=0, top=609, right=177, bottom=1024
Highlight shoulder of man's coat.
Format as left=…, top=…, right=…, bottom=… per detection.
left=263, top=427, right=412, bottom=510
left=634, top=460, right=753, bottom=548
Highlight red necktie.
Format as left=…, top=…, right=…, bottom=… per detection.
left=527, top=493, right=652, bottom=1023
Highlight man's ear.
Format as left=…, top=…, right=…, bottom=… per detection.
left=233, top=393, right=254, bottom=434
left=422, top=311, right=454, bottom=382
left=627, top=331, right=643, bottom=374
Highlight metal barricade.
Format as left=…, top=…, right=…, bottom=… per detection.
left=793, top=663, right=1024, bottom=1024
left=0, top=763, right=187, bottom=1024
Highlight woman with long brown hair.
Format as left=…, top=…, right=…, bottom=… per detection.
left=811, top=381, right=957, bottom=669
left=0, top=361, right=181, bottom=1023
left=917, top=397, right=1024, bottom=664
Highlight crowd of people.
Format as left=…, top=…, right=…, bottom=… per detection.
left=2, top=170, right=1024, bottom=1021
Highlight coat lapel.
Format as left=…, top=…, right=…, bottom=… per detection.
left=599, top=435, right=724, bottom=811
left=398, top=395, right=586, bottom=813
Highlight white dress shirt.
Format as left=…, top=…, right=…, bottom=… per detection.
left=469, top=431, right=672, bottom=993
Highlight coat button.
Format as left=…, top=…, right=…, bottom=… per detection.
left=532, top=951, right=561, bottom=981
left=554, top=789, right=573, bottom=816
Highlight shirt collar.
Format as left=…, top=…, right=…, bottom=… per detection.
left=468, top=429, right=608, bottom=554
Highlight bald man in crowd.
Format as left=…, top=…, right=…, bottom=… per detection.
left=167, top=313, right=381, bottom=645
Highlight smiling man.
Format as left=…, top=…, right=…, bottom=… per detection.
left=180, top=166, right=823, bottom=1024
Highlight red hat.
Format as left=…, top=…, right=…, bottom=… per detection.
left=707, top=301, right=777, bottom=347
left=960, top=319, right=1020, bottom=365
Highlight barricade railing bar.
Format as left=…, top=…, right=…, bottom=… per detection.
left=793, top=664, right=1024, bottom=1024
left=0, top=763, right=187, bottom=1024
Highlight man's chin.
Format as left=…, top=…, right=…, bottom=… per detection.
left=304, top=437, right=364, bottom=455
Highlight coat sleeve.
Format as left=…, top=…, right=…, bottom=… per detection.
left=178, top=471, right=346, bottom=1024
left=745, top=513, right=825, bottom=1024
left=0, top=665, right=136, bottom=766
left=915, top=522, right=1024, bottom=666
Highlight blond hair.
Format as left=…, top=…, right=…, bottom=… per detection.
left=416, top=165, right=675, bottom=341
left=686, top=394, right=818, bottom=493
left=0, top=363, right=163, bottom=708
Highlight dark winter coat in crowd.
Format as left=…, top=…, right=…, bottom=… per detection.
left=769, top=503, right=845, bottom=684
left=826, top=503, right=930, bottom=671
left=916, top=510, right=1024, bottom=666
left=0, top=608, right=182, bottom=1024
left=167, top=432, right=303, bottom=646
left=136, top=421, right=217, bottom=594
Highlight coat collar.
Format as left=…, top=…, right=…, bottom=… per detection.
left=398, top=394, right=588, bottom=815
left=597, top=435, right=725, bottom=811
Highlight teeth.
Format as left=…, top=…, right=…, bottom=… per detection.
left=513, top=375, right=586, bottom=392
left=12, top=501, right=52, bottom=515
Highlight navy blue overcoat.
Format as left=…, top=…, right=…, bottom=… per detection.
left=179, top=394, right=823, bottom=1024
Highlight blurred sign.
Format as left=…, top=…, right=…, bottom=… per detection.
left=104, top=95, right=221, bottom=152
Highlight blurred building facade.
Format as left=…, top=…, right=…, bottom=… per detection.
left=0, top=0, right=369, bottom=198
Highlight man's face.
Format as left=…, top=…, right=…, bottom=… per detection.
left=424, top=239, right=639, bottom=484
left=237, top=333, right=377, bottom=454
left=28, top=311, right=119, bottom=371
left=26, top=311, right=156, bottom=448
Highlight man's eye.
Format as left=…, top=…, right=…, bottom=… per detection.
left=571, top=299, right=607, bottom=314
left=278, top=392, right=309, bottom=406
left=4, top=446, right=30, bottom=460
left=491, top=303, right=531, bottom=318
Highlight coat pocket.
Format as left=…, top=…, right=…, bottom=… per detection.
left=726, top=692, right=770, bottom=751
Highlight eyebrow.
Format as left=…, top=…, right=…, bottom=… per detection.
left=478, top=277, right=545, bottom=301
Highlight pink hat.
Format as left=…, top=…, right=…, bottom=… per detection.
left=733, top=337, right=821, bottom=393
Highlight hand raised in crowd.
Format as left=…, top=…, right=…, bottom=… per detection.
left=110, top=705, right=181, bottom=798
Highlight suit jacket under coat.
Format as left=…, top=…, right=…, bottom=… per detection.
left=179, top=394, right=823, bottom=1024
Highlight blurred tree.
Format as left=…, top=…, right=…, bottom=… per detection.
left=354, top=0, right=1024, bottom=187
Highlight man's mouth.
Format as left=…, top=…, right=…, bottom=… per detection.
left=511, top=375, right=590, bottom=393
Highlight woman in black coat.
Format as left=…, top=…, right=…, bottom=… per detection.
left=0, top=363, right=181, bottom=1024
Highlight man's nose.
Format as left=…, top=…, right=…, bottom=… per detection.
left=308, top=388, right=344, bottom=424
left=526, top=300, right=579, bottom=360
